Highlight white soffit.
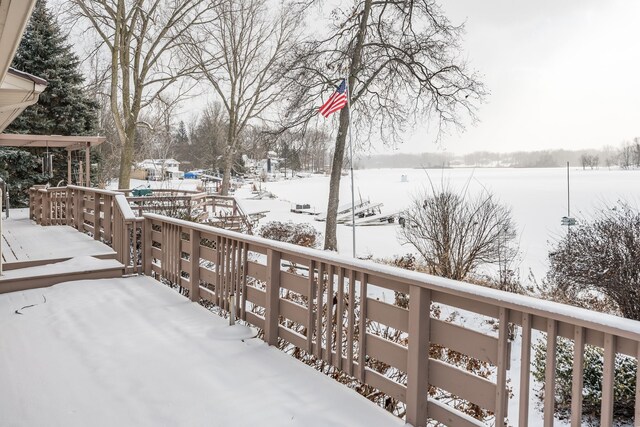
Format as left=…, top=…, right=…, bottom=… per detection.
left=0, top=0, right=37, bottom=84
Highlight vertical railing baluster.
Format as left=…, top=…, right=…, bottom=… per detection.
left=143, top=217, right=152, bottom=276
left=215, top=236, right=222, bottom=306
left=357, top=272, right=367, bottom=382
left=406, top=285, right=431, bottom=427
left=306, top=260, right=315, bottom=353
left=74, top=189, right=81, bottom=230
left=234, top=241, right=241, bottom=320
left=347, top=269, right=355, bottom=376
left=43, top=190, right=50, bottom=225
left=544, top=319, right=557, bottom=427
left=189, top=229, right=201, bottom=302
left=104, top=194, right=112, bottom=242
left=66, top=188, right=72, bottom=225
left=495, top=307, right=510, bottom=425
left=220, top=237, right=226, bottom=309
left=325, top=264, right=334, bottom=364
left=93, top=192, right=100, bottom=240
left=240, top=242, right=248, bottom=321
left=265, top=248, right=281, bottom=346
left=519, top=313, right=532, bottom=427
left=315, top=262, right=324, bottom=359
left=335, top=267, right=345, bottom=369
left=601, top=334, right=616, bottom=427
left=571, top=326, right=585, bottom=427
left=124, top=222, right=131, bottom=273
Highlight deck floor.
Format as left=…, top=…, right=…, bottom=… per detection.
left=0, top=276, right=401, bottom=427
left=1, top=209, right=115, bottom=264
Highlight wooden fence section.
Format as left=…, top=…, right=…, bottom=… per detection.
left=30, top=186, right=142, bottom=274
left=143, top=212, right=640, bottom=427
left=118, top=189, right=258, bottom=233
left=29, top=186, right=68, bottom=226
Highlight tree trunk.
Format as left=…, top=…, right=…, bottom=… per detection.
left=117, top=125, right=136, bottom=189
left=323, top=106, right=350, bottom=250
left=323, top=0, right=372, bottom=251
left=221, top=147, right=234, bottom=196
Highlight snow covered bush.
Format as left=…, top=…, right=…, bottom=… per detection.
left=258, top=221, right=321, bottom=248
left=399, top=185, right=517, bottom=281
left=532, top=336, right=636, bottom=422
left=547, top=202, right=640, bottom=320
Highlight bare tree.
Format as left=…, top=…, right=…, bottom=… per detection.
left=399, top=185, right=517, bottom=281
left=284, top=0, right=485, bottom=250
left=181, top=0, right=302, bottom=195
left=602, top=145, right=616, bottom=169
left=181, top=103, right=227, bottom=171
left=68, top=0, right=213, bottom=189
left=547, top=202, right=640, bottom=320
left=619, top=141, right=633, bottom=169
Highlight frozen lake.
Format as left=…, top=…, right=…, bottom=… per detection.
left=241, top=167, right=640, bottom=284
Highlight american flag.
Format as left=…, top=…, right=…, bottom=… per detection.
left=318, top=79, right=348, bottom=118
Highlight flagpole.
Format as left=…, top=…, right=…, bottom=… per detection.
left=346, top=79, right=356, bottom=258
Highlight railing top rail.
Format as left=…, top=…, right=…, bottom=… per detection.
left=126, top=195, right=195, bottom=202
left=115, top=194, right=137, bottom=221
left=67, top=185, right=123, bottom=196
left=118, top=188, right=202, bottom=194
left=207, top=194, right=235, bottom=201
left=144, top=212, right=640, bottom=342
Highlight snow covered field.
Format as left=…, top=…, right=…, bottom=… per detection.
left=124, top=166, right=640, bottom=282
left=239, top=167, right=640, bottom=283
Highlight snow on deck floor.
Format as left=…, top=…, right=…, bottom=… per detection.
left=1, top=209, right=115, bottom=263
left=0, top=276, right=402, bottom=427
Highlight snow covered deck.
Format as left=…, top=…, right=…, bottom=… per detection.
left=1, top=208, right=116, bottom=267
left=0, top=276, right=402, bottom=427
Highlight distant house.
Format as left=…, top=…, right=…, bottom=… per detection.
left=133, top=159, right=184, bottom=180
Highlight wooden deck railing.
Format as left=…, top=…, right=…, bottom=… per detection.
left=29, top=186, right=143, bottom=274
left=28, top=186, right=640, bottom=426
left=118, top=189, right=257, bottom=232
left=142, top=212, right=640, bottom=427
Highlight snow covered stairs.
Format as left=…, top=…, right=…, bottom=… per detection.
left=0, top=256, right=124, bottom=294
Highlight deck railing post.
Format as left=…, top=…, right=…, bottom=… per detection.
left=189, top=229, right=200, bottom=302
left=406, top=285, right=431, bottom=427
left=495, top=307, right=510, bottom=425
left=264, top=248, right=281, bottom=346
left=103, top=194, right=112, bottom=242
left=65, top=187, right=72, bottom=226
left=28, top=189, right=34, bottom=221
left=74, top=189, right=81, bottom=230
left=43, top=190, right=50, bottom=226
left=93, top=191, right=101, bottom=240
left=143, top=216, right=152, bottom=276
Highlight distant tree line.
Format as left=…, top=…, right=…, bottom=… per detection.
left=358, top=142, right=640, bottom=169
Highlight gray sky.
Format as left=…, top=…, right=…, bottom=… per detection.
left=395, top=0, right=640, bottom=154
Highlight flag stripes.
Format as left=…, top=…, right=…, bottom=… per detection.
left=318, top=79, right=348, bottom=118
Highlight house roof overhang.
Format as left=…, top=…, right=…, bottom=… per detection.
left=0, top=0, right=45, bottom=133
left=0, top=0, right=37, bottom=83
left=0, top=134, right=106, bottom=151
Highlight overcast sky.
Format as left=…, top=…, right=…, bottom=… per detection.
left=393, top=0, right=640, bottom=154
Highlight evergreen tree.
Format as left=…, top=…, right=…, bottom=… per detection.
left=1, top=0, right=100, bottom=197
left=6, top=0, right=98, bottom=135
